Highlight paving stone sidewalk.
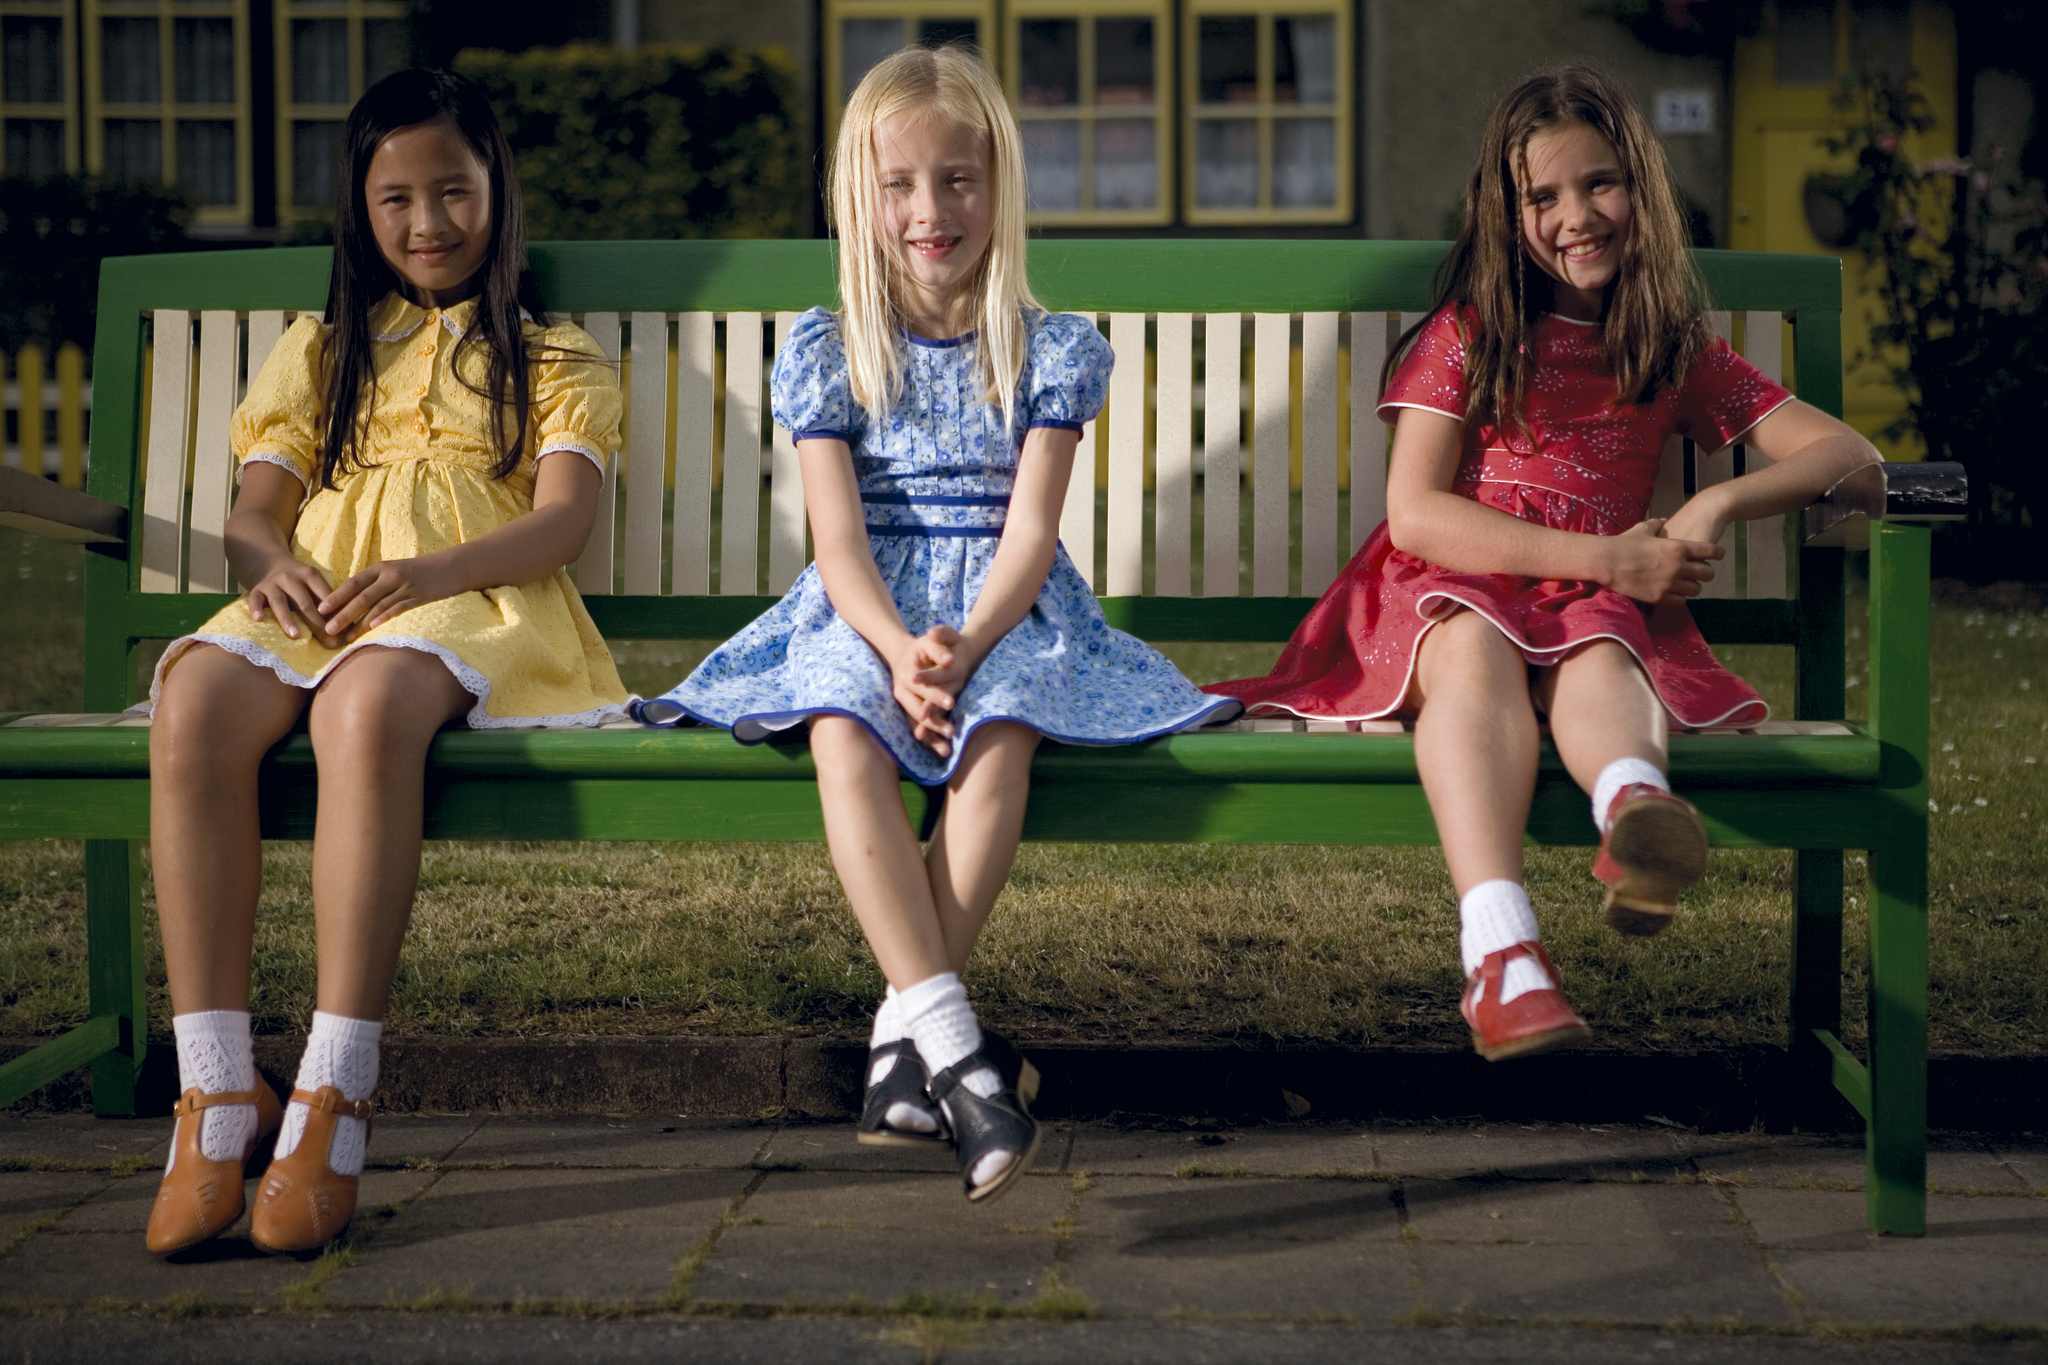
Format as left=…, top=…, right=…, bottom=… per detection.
left=2, top=1113, right=2043, bottom=1363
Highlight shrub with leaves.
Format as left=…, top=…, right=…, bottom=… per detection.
left=456, top=44, right=808, bottom=243
left=1821, top=76, right=2048, bottom=580
left=0, top=176, right=191, bottom=357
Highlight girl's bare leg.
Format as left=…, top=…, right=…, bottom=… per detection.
left=150, top=644, right=310, bottom=1012
left=925, top=721, right=1038, bottom=973
left=1535, top=640, right=1667, bottom=794
left=304, top=646, right=472, bottom=1019
left=1408, top=610, right=1540, bottom=896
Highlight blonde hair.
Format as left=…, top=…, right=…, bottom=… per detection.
left=828, top=45, right=1040, bottom=426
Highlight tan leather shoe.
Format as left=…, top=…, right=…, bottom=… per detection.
left=145, top=1080, right=284, bottom=1256
left=249, top=1086, right=373, bottom=1254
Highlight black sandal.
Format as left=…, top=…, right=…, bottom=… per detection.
left=928, top=1035, right=1043, bottom=1203
left=856, top=1039, right=947, bottom=1148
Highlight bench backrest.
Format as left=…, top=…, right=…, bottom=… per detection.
left=83, top=240, right=1848, bottom=710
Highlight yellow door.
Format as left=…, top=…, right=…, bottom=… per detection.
left=1729, top=2, right=1955, bottom=459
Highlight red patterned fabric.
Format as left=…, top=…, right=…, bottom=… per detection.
left=1203, top=307, right=1794, bottom=728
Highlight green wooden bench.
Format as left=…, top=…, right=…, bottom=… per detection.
left=0, top=240, right=1961, bottom=1235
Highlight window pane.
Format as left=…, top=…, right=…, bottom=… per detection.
left=1273, top=117, right=1334, bottom=207
left=293, top=119, right=341, bottom=209
left=1019, top=20, right=1077, bottom=107
left=1094, top=118, right=1155, bottom=210
left=1199, top=17, right=1257, bottom=105
left=293, top=19, right=348, bottom=104
left=1023, top=119, right=1080, bottom=211
left=5, top=119, right=65, bottom=175
left=1095, top=18, right=1152, bottom=106
left=365, top=19, right=408, bottom=89
left=174, top=18, right=235, bottom=104
left=1274, top=15, right=1335, bottom=105
left=177, top=118, right=235, bottom=204
left=1776, top=0, right=1835, bottom=84
left=1195, top=119, right=1257, bottom=207
left=842, top=19, right=900, bottom=100
left=102, top=19, right=162, bottom=104
left=918, top=18, right=978, bottom=51
left=102, top=119, right=162, bottom=180
left=4, top=17, right=65, bottom=104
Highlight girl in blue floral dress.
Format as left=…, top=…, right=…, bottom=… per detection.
left=636, top=46, right=1234, bottom=1201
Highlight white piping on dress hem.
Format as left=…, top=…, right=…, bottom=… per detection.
left=148, top=632, right=631, bottom=729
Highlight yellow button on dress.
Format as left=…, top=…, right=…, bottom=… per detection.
left=150, top=293, right=632, bottom=727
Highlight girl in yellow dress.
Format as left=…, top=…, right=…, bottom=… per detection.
left=143, top=70, right=627, bottom=1258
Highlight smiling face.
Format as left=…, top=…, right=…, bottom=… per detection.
left=874, top=110, right=993, bottom=338
left=1517, top=121, right=1633, bottom=320
left=365, top=118, right=493, bottom=307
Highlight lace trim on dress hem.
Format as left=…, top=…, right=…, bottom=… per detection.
left=148, top=632, right=631, bottom=730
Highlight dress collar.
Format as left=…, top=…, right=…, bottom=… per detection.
left=369, top=292, right=523, bottom=343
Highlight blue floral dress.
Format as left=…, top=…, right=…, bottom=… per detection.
left=633, top=307, right=1238, bottom=785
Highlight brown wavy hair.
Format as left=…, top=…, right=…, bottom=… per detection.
left=1384, top=65, right=1709, bottom=438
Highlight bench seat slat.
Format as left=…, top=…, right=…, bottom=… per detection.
left=1349, top=312, right=1387, bottom=555
left=674, top=312, right=716, bottom=595
left=767, top=311, right=807, bottom=594
left=721, top=312, right=764, bottom=595
left=1202, top=314, right=1241, bottom=597
left=1252, top=313, right=1290, bottom=596
left=140, top=310, right=193, bottom=593
left=1300, top=311, right=1340, bottom=595
left=622, top=312, right=668, bottom=596
left=186, top=311, right=239, bottom=594
left=1153, top=313, right=1194, bottom=597
left=1106, top=312, right=1146, bottom=596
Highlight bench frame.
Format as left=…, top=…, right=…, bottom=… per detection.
left=0, top=241, right=1944, bottom=1235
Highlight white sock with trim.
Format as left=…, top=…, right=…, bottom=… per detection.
left=899, top=973, right=1013, bottom=1188
left=168, top=1010, right=257, bottom=1171
left=867, top=987, right=938, bottom=1134
left=274, top=1011, right=381, bottom=1177
left=1592, top=758, right=1669, bottom=832
left=1458, top=880, right=1541, bottom=978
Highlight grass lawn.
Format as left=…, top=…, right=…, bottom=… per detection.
left=2, top=525, right=2043, bottom=1054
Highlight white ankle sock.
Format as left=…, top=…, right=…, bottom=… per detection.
left=274, top=1011, right=381, bottom=1177
left=1458, top=880, right=1541, bottom=978
left=900, top=973, right=1012, bottom=1187
left=1592, top=758, right=1668, bottom=831
left=867, top=987, right=938, bottom=1134
left=168, top=1010, right=257, bottom=1171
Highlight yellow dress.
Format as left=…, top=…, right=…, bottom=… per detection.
left=151, top=292, right=631, bottom=726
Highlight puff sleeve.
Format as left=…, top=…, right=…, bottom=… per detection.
left=230, top=314, right=325, bottom=487
left=771, top=307, right=864, bottom=443
left=530, top=321, right=622, bottom=475
left=1375, top=306, right=1470, bottom=425
left=1672, top=336, right=1795, bottom=454
left=1022, top=311, right=1111, bottom=430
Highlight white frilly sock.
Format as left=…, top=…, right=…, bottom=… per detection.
left=274, top=1011, right=381, bottom=1177
left=867, top=986, right=938, bottom=1134
left=168, top=1010, right=257, bottom=1172
left=1591, top=758, right=1669, bottom=831
left=899, top=973, right=1012, bottom=1188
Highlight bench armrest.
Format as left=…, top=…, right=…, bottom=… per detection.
left=0, top=467, right=127, bottom=546
left=1802, top=461, right=1966, bottom=548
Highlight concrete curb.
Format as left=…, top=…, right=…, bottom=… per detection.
left=7, top=1035, right=2045, bottom=1130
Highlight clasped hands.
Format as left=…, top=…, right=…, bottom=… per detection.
left=1604, top=516, right=1725, bottom=606
left=886, top=623, right=985, bottom=758
left=245, top=552, right=461, bottom=646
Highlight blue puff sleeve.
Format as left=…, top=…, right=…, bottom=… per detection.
left=1023, top=311, right=1112, bottom=431
left=771, top=307, right=864, bottom=443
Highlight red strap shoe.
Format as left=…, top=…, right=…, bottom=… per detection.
left=1594, top=783, right=1708, bottom=937
left=1460, top=941, right=1591, bottom=1062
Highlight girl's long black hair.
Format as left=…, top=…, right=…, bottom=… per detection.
left=317, top=68, right=550, bottom=488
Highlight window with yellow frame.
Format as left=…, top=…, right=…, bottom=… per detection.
left=85, top=0, right=251, bottom=225
left=1006, top=0, right=1170, bottom=225
left=825, top=0, right=996, bottom=131
left=2, top=1, right=77, bottom=174
left=1182, top=0, right=1349, bottom=225
left=274, top=0, right=406, bottom=223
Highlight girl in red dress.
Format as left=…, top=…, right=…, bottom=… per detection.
left=1204, top=67, right=1881, bottom=1061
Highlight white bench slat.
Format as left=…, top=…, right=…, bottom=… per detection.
left=1061, top=410, right=1099, bottom=589
left=621, top=312, right=668, bottom=596
left=1202, top=313, right=1241, bottom=598
left=721, top=312, right=764, bottom=595
left=767, top=312, right=807, bottom=594
left=186, top=311, right=239, bottom=593
left=572, top=312, right=621, bottom=594
left=1741, top=310, right=1789, bottom=598
left=1153, top=312, right=1194, bottom=597
left=244, top=310, right=287, bottom=402
left=673, top=311, right=716, bottom=596
left=1106, top=312, right=1146, bottom=596
left=1300, top=311, right=1340, bottom=595
left=1349, top=311, right=1388, bottom=555
left=1252, top=312, right=1289, bottom=597
left=140, top=310, right=193, bottom=593
left=1693, top=312, right=1738, bottom=598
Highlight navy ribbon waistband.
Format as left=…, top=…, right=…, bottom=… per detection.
left=865, top=524, right=1004, bottom=537
left=859, top=492, right=1011, bottom=506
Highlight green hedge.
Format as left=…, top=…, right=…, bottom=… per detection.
left=457, top=43, right=808, bottom=242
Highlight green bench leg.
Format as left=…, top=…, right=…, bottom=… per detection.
left=1864, top=524, right=1931, bottom=1235
left=1787, top=848, right=1844, bottom=1126
left=85, top=838, right=148, bottom=1117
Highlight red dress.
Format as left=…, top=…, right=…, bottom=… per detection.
left=1203, top=307, right=1793, bottom=728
